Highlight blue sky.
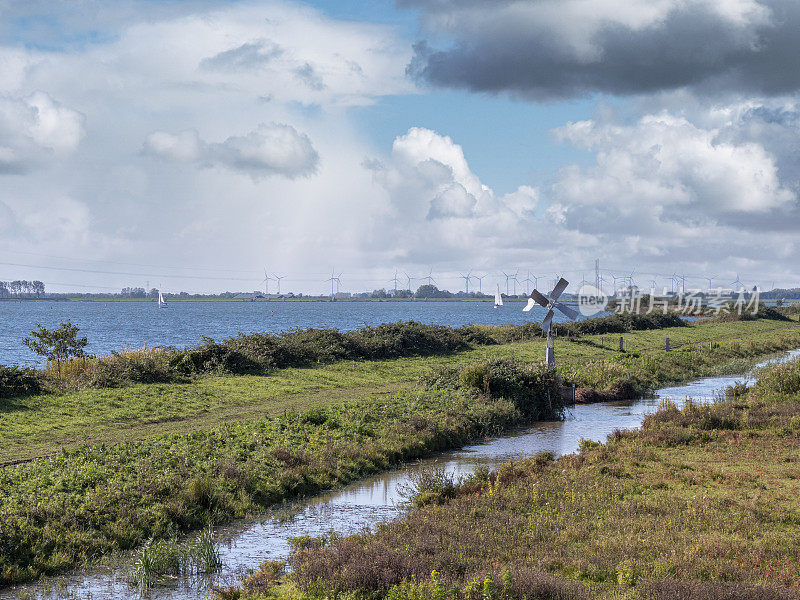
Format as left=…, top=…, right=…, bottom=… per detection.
left=296, top=0, right=598, bottom=194
left=0, top=0, right=798, bottom=294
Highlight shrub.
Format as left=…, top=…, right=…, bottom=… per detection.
left=400, top=467, right=459, bottom=508
left=482, top=360, right=563, bottom=420
left=421, top=359, right=563, bottom=420
left=0, top=365, right=42, bottom=399
left=712, top=304, right=791, bottom=323
left=555, top=312, right=685, bottom=336
left=754, top=359, right=800, bottom=396
left=22, top=321, right=88, bottom=375
left=179, top=337, right=260, bottom=375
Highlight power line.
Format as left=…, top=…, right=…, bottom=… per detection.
left=0, top=249, right=258, bottom=275
left=0, top=261, right=258, bottom=282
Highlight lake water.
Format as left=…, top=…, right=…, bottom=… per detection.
left=0, top=300, right=590, bottom=366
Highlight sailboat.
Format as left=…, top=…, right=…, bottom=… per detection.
left=494, top=285, right=503, bottom=309
left=158, top=290, right=168, bottom=308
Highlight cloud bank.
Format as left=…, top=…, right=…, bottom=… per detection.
left=405, top=0, right=800, bottom=99
left=143, top=123, right=319, bottom=179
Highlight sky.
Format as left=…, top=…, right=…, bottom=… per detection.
left=1, top=0, right=800, bottom=295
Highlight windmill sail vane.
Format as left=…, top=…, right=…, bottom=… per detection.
left=522, top=276, right=576, bottom=366
left=524, top=277, right=576, bottom=332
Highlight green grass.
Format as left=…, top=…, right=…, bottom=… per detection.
left=279, top=338, right=800, bottom=600
left=0, top=386, right=537, bottom=584
left=1, top=319, right=797, bottom=464
left=1, top=318, right=799, bottom=590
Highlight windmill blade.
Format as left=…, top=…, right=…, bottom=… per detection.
left=550, top=278, right=569, bottom=301
left=523, top=297, right=536, bottom=312
left=530, top=288, right=550, bottom=308
left=541, top=308, right=554, bottom=332
left=554, top=301, right=579, bottom=320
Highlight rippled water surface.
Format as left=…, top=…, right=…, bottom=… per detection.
left=0, top=300, right=597, bottom=366
left=7, top=349, right=797, bottom=599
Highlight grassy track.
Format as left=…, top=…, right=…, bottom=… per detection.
left=1, top=319, right=795, bottom=463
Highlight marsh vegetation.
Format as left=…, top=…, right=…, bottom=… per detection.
left=1, top=314, right=799, bottom=590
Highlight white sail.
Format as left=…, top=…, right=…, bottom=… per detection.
left=158, top=291, right=167, bottom=307
left=494, top=285, right=503, bottom=307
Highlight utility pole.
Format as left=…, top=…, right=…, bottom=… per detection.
left=595, top=258, right=600, bottom=292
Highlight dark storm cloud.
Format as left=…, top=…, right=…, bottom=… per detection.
left=402, top=0, right=800, bottom=99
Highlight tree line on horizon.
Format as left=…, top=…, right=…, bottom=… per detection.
left=0, top=280, right=45, bottom=298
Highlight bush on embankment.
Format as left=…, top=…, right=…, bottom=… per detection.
left=711, top=304, right=791, bottom=323
left=1, top=314, right=684, bottom=394
left=420, top=358, right=564, bottom=421
left=0, top=365, right=41, bottom=399
left=12, top=322, right=499, bottom=392
left=482, top=312, right=686, bottom=344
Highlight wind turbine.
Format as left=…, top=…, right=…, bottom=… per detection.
left=425, top=269, right=436, bottom=286
left=501, top=271, right=513, bottom=296
left=678, top=274, right=687, bottom=295
left=272, top=273, right=285, bottom=295
left=627, top=269, right=637, bottom=291
left=704, top=275, right=715, bottom=294
left=262, top=269, right=273, bottom=296
left=511, top=270, right=520, bottom=296
left=473, top=274, right=486, bottom=294
left=325, top=270, right=342, bottom=298
left=731, top=273, right=744, bottom=292
left=404, top=272, right=414, bottom=292
left=611, top=274, right=625, bottom=296
left=389, top=270, right=400, bottom=295
left=524, top=277, right=579, bottom=366
left=459, top=271, right=472, bottom=294
left=523, top=271, right=534, bottom=295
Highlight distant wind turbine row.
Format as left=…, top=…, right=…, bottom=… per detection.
left=259, top=265, right=769, bottom=297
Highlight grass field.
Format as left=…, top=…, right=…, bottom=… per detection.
left=1, top=319, right=795, bottom=464
left=274, top=330, right=800, bottom=600
left=1, top=318, right=799, bottom=588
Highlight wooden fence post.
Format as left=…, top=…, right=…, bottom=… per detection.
left=619, top=336, right=625, bottom=352
left=666, top=337, right=670, bottom=352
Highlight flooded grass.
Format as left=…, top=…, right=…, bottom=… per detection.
left=126, top=525, right=220, bottom=591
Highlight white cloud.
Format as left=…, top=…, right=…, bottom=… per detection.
left=363, top=127, right=553, bottom=267
left=6, top=2, right=413, bottom=109
left=143, top=123, right=319, bottom=179
left=0, top=92, right=85, bottom=173
left=142, top=130, right=203, bottom=163
left=552, top=111, right=796, bottom=236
